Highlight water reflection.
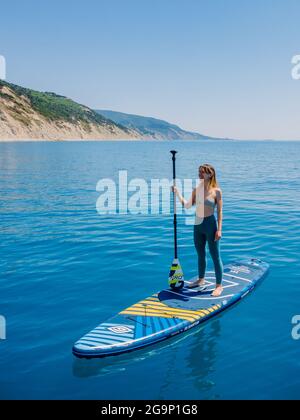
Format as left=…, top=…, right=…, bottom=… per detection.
left=72, top=318, right=222, bottom=399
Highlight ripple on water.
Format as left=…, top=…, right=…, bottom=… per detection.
left=0, top=140, right=300, bottom=399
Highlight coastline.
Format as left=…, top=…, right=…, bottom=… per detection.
left=0, top=137, right=145, bottom=142
left=0, top=137, right=299, bottom=142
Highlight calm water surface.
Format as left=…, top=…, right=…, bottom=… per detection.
left=0, top=140, right=299, bottom=400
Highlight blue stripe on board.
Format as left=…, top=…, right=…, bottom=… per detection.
left=75, top=341, right=95, bottom=348
left=145, top=318, right=152, bottom=336
left=79, top=337, right=104, bottom=344
left=85, top=333, right=131, bottom=343
left=79, top=337, right=121, bottom=345
left=77, top=339, right=110, bottom=347
left=149, top=317, right=155, bottom=334
left=172, top=317, right=182, bottom=326
left=158, top=318, right=164, bottom=330
left=169, top=317, right=177, bottom=327
left=163, top=317, right=171, bottom=327
left=79, top=336, right=115, bottom=345
left=152, top=317, right=161, bottom=333
left=170, top=317, right=178, bottom=326
left=91, top=329, right=134, bottom=339
left=135, top=316, right=144, bottom=339
left=159, top=318, right=170, bottom=330
left=142, top=316, right=146, bottom=337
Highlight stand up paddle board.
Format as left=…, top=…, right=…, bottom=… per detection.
left=73, top=257, right=269, bottom=359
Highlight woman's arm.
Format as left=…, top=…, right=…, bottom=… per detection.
left=215, top=189, right=223, bottom=240
left=173, top=187, right=196, bottom=209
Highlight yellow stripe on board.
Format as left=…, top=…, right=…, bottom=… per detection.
left=124, top=305, right=200, bottom=320
left=121, top=302, right=222, bottom=322
left=120, top=308, right=198, bottom=322
left=122, top=295, right=222, bottom=322
left=121, top=310, right=188, bottom=320
left=141, top=300, right=211, bottom=316
left=123, top=313, right=197, bottom=323
left=136, top=301, right=206, bottom=317
left=121, top=311, right=196, bottom=322
left=132, top=301, right=195, bottom=315
left=133, top=299, right=218, bottom=317
left=131, top=304, right=201, bottom=320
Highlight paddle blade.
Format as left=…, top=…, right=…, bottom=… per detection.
left=168, top=258, right=185, bottom=290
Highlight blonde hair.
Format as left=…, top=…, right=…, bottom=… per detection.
left=200, top=164, right=219, bottom=190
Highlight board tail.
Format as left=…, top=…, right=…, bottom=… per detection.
left=168, top=258, right=185, bottom=290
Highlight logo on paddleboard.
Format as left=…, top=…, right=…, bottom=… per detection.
left=230, top=265, right=251, bottom=274
left=107, top=326, right=133, bottom=334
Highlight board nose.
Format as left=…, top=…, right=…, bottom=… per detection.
left=72, top=340, right=109, bottom=357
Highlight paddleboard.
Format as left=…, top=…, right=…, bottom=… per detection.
left=73, top=257, right=269, bottom=359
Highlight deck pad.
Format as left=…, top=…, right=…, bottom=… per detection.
left=159, top=260, right=265, bottom=311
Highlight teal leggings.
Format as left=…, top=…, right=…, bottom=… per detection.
left=194, top=214, right=223, bottom=285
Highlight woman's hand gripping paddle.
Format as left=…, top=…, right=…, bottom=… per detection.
left=168, top=151, right=185, bottom=290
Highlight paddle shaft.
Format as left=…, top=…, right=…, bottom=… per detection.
left=171, top=151, right=178, bottom=259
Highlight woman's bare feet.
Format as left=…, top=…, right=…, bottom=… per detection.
left=188, top=278, right=205, bottom=289
left=211, top=285, right=223, bottom=297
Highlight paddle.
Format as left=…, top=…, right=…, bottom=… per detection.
left=168, top=151, right=185, bottom=290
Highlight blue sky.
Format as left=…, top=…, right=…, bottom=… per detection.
left=1, top=0, right=299, bottom=139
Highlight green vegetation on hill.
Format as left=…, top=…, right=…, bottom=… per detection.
left=97, top=110, right=211, bottom=140
left=0, top=80, right=130, bottom=133
left=0, top=80, right=218, bottom=140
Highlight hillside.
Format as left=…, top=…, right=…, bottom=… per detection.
left=0, top=80, right=213, bottom=141
left=0, top=81, right=140, bottom=141
left=97, top=110, right=211, bottom=140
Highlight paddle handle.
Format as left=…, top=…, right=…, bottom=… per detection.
left=171, top=150, right=178, bottom=259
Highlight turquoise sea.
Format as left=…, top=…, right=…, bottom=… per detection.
left=0, top=140, right=299, bottom=400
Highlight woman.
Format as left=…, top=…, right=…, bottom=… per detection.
left=173, top=164, right=224, bottom=297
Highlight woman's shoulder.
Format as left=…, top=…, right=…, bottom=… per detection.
left=213, top=187, right=222, bottom=198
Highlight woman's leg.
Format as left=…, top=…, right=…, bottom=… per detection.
left=206, top=215, right=224, bottom=288
left=193, top=225, right=207, bottom=280
left=207, top=239, right=223, bottom=286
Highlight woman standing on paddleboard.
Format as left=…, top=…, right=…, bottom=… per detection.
left=173, top=164, right=224, bottom=297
